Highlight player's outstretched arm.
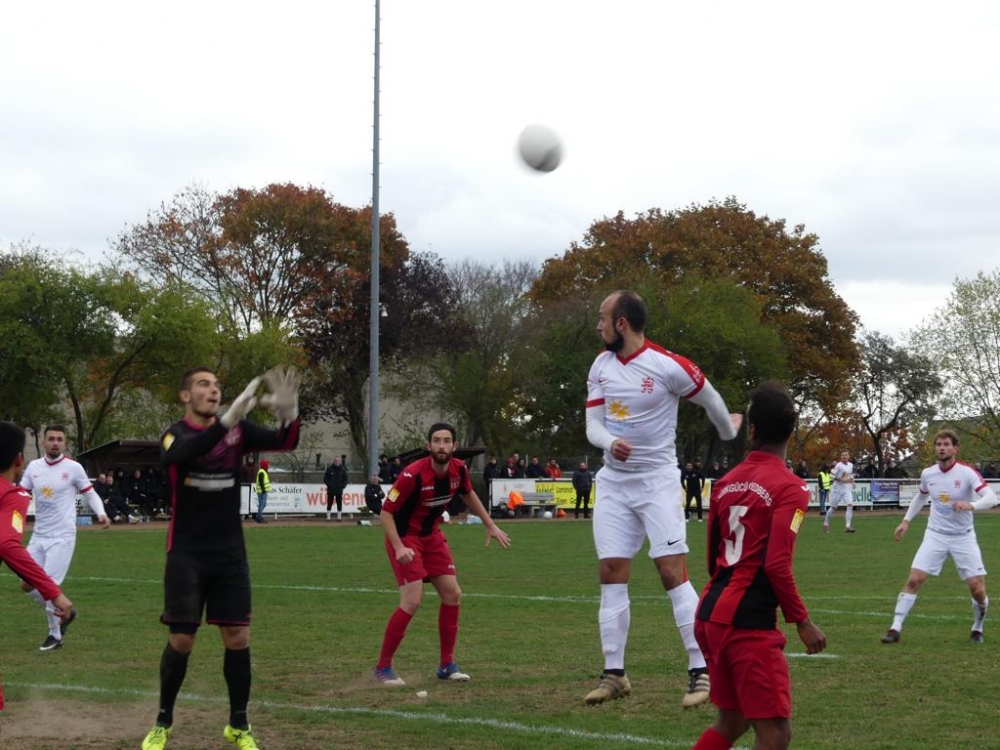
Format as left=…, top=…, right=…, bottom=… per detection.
left=893, top=520, right=909, bottom=541
left=260, top=366, right=301, bottom=428
left=688, top=381, right=740, bottom=440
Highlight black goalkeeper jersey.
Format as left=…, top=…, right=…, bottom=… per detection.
left=160, top=417, right=300, bottom=553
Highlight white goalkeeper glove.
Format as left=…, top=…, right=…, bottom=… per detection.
left=260, top=366, right=301, bottom=428
left=220, top=377, right=262, bottom=429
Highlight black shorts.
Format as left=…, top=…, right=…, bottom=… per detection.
left=162, top=548, right=252, bottom=628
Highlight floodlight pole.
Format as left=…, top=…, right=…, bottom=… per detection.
left=368, top=0, right=382, bottom=479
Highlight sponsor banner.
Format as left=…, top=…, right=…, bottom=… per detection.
left=489, top=478, right=594, bottom=509
left=870, top=480, right=901, bottom=505
left=245, top=483, right=390, bottom=515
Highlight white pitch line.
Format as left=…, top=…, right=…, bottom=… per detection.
left=8, top=681, right=690, bottom=748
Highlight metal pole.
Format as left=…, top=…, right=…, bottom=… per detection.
left=368, top=0, right=381, bottom=479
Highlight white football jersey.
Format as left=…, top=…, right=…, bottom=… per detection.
left=20, top=456, right=99, bottom=538
left=586, top=341, right=705, bottom=472
left=831, top=461, right=854, bottom=496
left=919, top=461, right=986, bottom=535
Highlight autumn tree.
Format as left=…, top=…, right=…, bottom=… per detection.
left=297, top=248, right=465, bottom=469
left=910, top=270, right=1000, bottom=457
left=851, top=330, right=942, bottom=472
left=529, top=198, right=860, bottom=421
left=116, top=182, right=378, bottom=335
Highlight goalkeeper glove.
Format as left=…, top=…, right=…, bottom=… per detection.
left=220, top=377, right=261, bottom=429
left=260, top=366, right=301, bottom=428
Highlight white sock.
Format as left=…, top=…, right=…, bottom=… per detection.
left=667, top=581, right=705, bottom=670
left=846, top=506, right=854, bottom=528
left=824, top=507, right=833, bottom=526
left=45, top=604, right=61, bottom=639
left=973, top=596, right=988, bottom=632
left=891, top=592, right=917, bottom=631
left=599, top=583, right=630, bottom=671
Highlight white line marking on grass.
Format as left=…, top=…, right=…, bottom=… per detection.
left=786, top=653, right=840, bottom=659
left=9, top=681, right=690, bottom=748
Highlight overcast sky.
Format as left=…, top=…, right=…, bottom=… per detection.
left=2, top=1, right=998, bottom=341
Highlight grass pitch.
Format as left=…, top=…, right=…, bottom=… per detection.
left=1, top=511, right=997, bottom=749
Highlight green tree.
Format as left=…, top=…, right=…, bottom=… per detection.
left=910, top=270, right=1000, bottom=456
left=0, top=251, right=221, bottom=448
left=852, top=330, right=942, bottom=473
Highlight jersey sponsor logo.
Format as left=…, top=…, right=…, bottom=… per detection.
left=11, top=510, right=23, bottom=534
left=425, top=494, right=452, bottom=507
left=608, top=400, right=630, bottom=420
left=162, top=433, right=175, bottom=451
left=790, top=508, right=805, bottom=534
left=183, top=475, right=235, bottom=491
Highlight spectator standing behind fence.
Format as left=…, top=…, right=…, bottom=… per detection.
left=388, top=457, right=402, bottom=483
left=881, top=429, right=998, bottom=646
left=254, top=460, right=270, bottom=524
left=378, top=454, right=391, bottom=483
left=365, top=474, right=386, bottom=516
left=323, top=456, right=348, bottom=522
left=795, top=460, right=809, bottom=479
left=546, top=459, right=563, bottom=479
left=572, top=462, right=593, bottom=519
left=683, top=461, right=706, bottom=523
left=483, top=456, right=500, bottom=493
left=885, top=460, right=907, bottom=479
left=817, top=464, right=832, bottom=517
left=526, top=457, right=546, bottom=479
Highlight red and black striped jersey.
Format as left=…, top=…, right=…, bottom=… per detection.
left=382, top=456, right=472, bottom=538
left=697, top=451, right=809, bottom=629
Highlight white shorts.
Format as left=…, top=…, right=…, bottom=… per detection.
left=828, top=488, right=853, bottom=510
left=26, top=534, right=76, bottom=585
left=593, top=466, right=687, bottom=560
left=911, top=528, right=986, bottom=580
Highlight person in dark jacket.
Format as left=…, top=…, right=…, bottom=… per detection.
left=572, top=462, right=593, bottom=519
left=364, top=474, right=385, bottom=516
left=323, top=456, right=349, bottom=521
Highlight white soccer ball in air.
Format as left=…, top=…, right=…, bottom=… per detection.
left=542, top=510, right=554, bottom=519
left=517, top=124, right=563, bottom=172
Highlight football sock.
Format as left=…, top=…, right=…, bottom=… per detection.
left=891, top=592, right=917, bottom=631
left=845, top=506, right=854, bottom=528
left=973, top=596, right=988, bottom=631
left=156, top=643, right=191, bottom=727
left=224, top=646, right=252, bottom=730
left=823, top=507, right=834, bottom=526
left=693, top=727, right=732, bottom=750
left=439, top=603, right=460, bottom=666
left=378, top=607, right=414, bottom=669
left=599, top=584, right=630, bottom=671
left=668, top=581, right=706, bottom=670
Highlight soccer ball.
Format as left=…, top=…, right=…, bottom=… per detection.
left=542, top=510, right=553, bottom=519
left=517, top=124, right=563, bottom=172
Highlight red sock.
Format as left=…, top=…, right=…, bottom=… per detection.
left=377, top=608, right=413, bottom=669
left=692, top=727, right=731, bottom=750
left=438, top=603, right=460, bottom=666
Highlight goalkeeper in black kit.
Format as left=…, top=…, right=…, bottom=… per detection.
left=141, top=366, right=301, bottom=750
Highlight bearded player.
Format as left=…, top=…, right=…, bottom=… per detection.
left=373, top=422, right=511, bottom=686
left=583, top=290, right=742, bottom=707
left=20, top=424, right=109, bottom=651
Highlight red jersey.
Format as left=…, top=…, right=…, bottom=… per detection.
left=0, top=477, right=61, bottom=601
left=697, top=451, right=809, bottom=629
left=382, top=456, right=472, bottom=538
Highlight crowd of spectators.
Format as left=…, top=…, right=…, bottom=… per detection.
left=93, top=467, right=169, bottom=523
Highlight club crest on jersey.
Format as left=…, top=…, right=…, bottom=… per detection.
left=62, top=472, right=70, bottom=482
left=641, top=377, right=654, bottom=394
